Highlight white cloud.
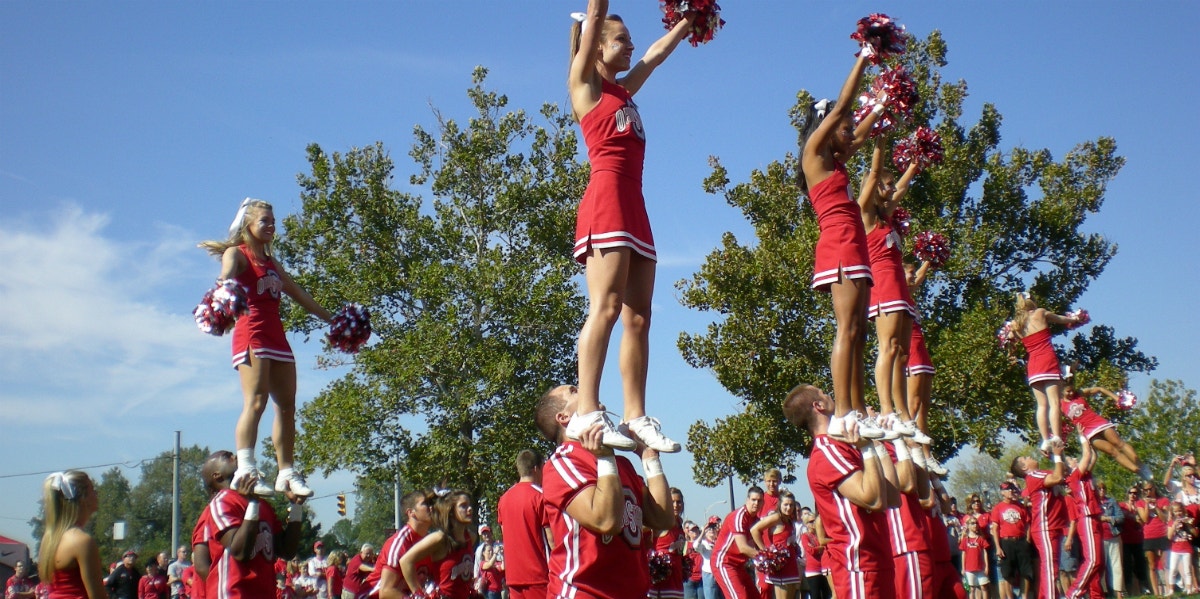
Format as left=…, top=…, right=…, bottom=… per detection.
left=0, top=203, right=236, bottom=432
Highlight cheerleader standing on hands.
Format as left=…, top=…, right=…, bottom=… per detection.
left=797, top=46, right=889, bottom=439
left=1008, top=292, right=1084, bottom=453
left=903, top=259, right=948, bottom=474
left=200, top=198, right=334, bottom=496
left=564, top=0, right=696, bottom=451
left=858, top=142, right=927, bottom=442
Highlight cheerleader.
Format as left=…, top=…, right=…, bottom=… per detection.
left=903, top=259, right=948, bottom=473
left=749, top=491, right=802, bottom=599
left=1008, top=292, right=1085, bottom=453
left=1061, top=365, right=1151, bottom=478
left=200, top=198, right=334, bottom=496
left=797, top=46, right=889, bottom=439
left=400, top=491, right=478, bottom=599
left=858, top=142, right=927, bottom=442
left=565, top=0, right=697, bottom=451
left=38, top=471, right=105, bottom=599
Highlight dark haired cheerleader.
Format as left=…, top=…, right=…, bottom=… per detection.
left=797, top=46, right=888, bottom=440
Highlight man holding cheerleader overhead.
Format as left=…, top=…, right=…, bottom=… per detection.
left=566, top=0, right=714, bottom=453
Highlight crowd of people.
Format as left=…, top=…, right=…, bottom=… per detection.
left=12, top=2, right=1199, bottom=599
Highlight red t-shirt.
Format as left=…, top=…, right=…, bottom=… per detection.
left=496, top=481, right=549, bottom=586
left=206, top=489, right=283, bottom=599
left=806, top=435, right=891, bottom=572
left=759, top=492, right=780, bottom=548
left=1119, top=502, right=1144, bottom=543
left=324, top=566, right=343, bottom=598
left=1023, top=470, right=1067, bottom=532
left=1066, top=469, right=1100, bottom=517
left=1136, top=497, right=1170, bottom=539
left=543, top=441, right=649, bottom=599
left=343, top=554, right=369, bottom=595
left=962, top=510, right=991, bottom=533
left=365, top=525, right=431, bottom=597
left=959, top=534, right=990, bottom=572
left=990, top=500, right=1029, bottom=539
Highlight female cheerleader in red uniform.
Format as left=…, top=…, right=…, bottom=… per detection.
left=858, top=142, right=928, bottom=442
left=400, top=491, right=478, bottom=599
left=749, top=491, right=802, bottom=599
left=797, top=48, right=888, bottom=439
left=38, top=471, right=105, bottom=599
left=565, top=0, right=696, bottom=451
left=1009, top=293, right=1085, bottom=453
left=200, top=199, right=334, bottom=496
left=1061, top=366, right=1150, bottom=477
left=903, top=260, right=948, bottom=473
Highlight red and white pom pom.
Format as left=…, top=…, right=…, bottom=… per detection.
left=997, top=320, right=1015, bottom=350
left=1115, top=389, right=1138, bottom=410
left=1066, top=309, right=1090, bottom=329
left=850, top=13, right=907, bottom=64
left=326, top=304, right=372, bottom=354
left=853, top=66, right=918, bottom=137
left=893, top=126, right=945, bottom=173
left=752, top=545, right=790, bottom=573
left=648, top=551, right=673, bottom=584
left=661, top=0, right=725, bottom=47
left=193, top=279, right=249, bottom=336
left=913, top=231, right=950, bottom=267
left=890, top=206, right=912, bottom=237
left=852, top=95, right=895, bottom=137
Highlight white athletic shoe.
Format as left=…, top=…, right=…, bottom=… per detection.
left=276, top=469, right=314, bottom=497
left=852, top=411, right=887, bottom=440
left=927, top=456, right=949, bottom=476
left=906, top=421, right=933, bottom=445
left=232, top=467, right=274, bottom=497
left=872, top=414, right=903, bottom=441
left=621, top=416, right=681, bottom=453
left=566, top=410, right=637, bottom=451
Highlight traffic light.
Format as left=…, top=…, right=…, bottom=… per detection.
left=337, top=493, right=347, bottom=517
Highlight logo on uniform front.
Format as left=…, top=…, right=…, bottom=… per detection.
left=1067, top=402, right=1084, bottom=420
left=614, top=100, right=646, bottom=141
left=259, top=269, right=283, bottom=299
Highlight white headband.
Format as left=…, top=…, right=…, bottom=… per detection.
left=570, top=12, right=587, bottom=33
left=813, top=99, right=830, bottom=120
left=228, top=197, right=253, bottom=238
left=48, top=472, right=77, bottom=501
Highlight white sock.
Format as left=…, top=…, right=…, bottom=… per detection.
left=278, top=467, right=294, bottom=479
left=236, top=448, right=256, bottom=471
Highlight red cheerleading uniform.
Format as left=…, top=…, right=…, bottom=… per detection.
left=365, top=525, right=431, bottom=598
left=573, top=79, right=655, bottom=263
left=1023, top=470, right=1066, bottom=599
left=230, top=245, right=293, bottom=368
left=866, top=220, right=916, bottom=320
left=206, top=489, right=284, bottom=599
left=906, top=321, right=935, bottom=376
left=925, top=504, right=966, bottom=599
left=710, top=506, right=758, bottom=599
left=764, top=520, right=802, bottom=586
left=48, top=568, right=89, bottom=599
left=190, top=507, right=214, bottom=599
left=433, top=534, right=474, bottom=599
left=496, top=481, right=549, bottom=599
left=807, top=435, right=894, bottom=599
left=650, top=520, right=685, bottom=598
left=1066, top=469, right=1104, bottom=599
left=808, top=164, right=873, bottom=291
left=800, top=531, right=826, bottom=577
left=542, top=441, right=650, bottom=599
left=1061, top=392, right=1115, bottom=440
left=1019, top=328, right=1061, bottom=384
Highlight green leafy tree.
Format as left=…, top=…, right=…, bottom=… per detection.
left=91, top=467, right=133, bottom=562
left=127, top=446, right=213, bottom=559
left=947, top=443, right=1030, bottom=503
left=347, top=473, right=403, bottom=549
left=1090, top=379, right=1199, bottom=493
left=677, top=31, right=1155, bottom=485
left=278, top=67, right=587, bottom=511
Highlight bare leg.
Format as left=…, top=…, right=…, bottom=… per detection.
left=1092, top=432, right=1141, bottom=474
left=577, top=247, right=632, bottom=417
left=1030, top=385, right=1051, bottom=442
left=907, top=373, right=932, bottom=435
left=874, top=311, right=913, bottom=420
left=617, top=254, right=654, bottom=421
left=235, top=355, right=272, bottom=454
left=830, top=275, right=871, bottom=417
left=269, top=360, right=298, bottom=469
left=1042, top=380, right=1064, bottom=441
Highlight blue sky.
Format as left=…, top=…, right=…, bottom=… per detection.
left=2, top=2, right=1197, bottom=547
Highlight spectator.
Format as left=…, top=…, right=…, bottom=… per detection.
left=105, top=550, right=141, bottom=599
left=5, top=560, right=35, bottom=599
left=990, top=481, right=1033, bottom=599
left=1137, top=481, right=1171, bottom=596
left=306, top=542, right=328, bottom=599
left=341, top=544, right=374, bottom=599
left=324, top=552, right=344, bottom=599
left=138, top=560, right=167, bottom=599
left=166, top=546, right=189, bottom=599
left=1119, top=484, right=1149, bottom=595
left=1097, top=480, right=1127, bottom=598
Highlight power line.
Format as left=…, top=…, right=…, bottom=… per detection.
left=0, top=455, right=170, bottom=480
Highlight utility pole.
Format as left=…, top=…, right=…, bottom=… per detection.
left=171, top=431, right=181, bottom=555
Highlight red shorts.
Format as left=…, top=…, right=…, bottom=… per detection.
left=573, top=170, right=655, bottom=263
